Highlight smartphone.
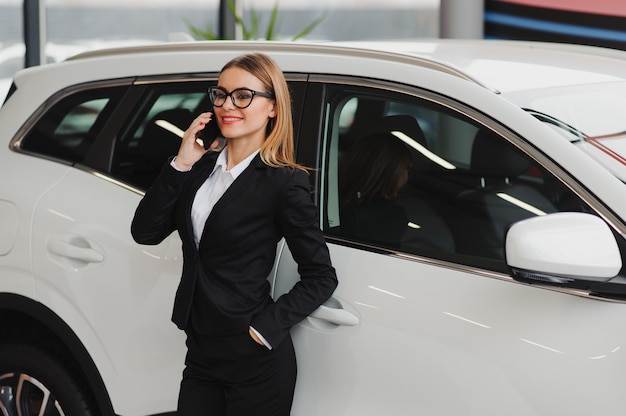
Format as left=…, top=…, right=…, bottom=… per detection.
left=198, top=111, right=224, bottom=150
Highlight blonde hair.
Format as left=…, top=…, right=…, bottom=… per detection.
left=220, top=53, right=307, bottom=171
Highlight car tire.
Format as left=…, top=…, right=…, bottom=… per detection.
left=0, top=343, right=97, bottom=416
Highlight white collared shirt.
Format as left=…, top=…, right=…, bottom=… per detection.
left=190, top=147, right=259, bottom=247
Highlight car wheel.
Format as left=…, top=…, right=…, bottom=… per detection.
left=0, top=343, right=96, bottom=416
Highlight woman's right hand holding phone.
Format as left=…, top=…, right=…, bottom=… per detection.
left=173, top=112, right=217, bottom=171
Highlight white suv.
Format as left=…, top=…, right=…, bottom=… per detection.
left=2, top=40, right=626, bottom=416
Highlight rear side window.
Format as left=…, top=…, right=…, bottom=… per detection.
left=20, top=86, right=127, bottom=164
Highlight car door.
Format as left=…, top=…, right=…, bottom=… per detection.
left=277, top=77, right=626, bottom=415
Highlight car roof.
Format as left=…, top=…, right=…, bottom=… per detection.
left=65, top=39, right=626, bottom=94
left=337, top=39, right=626, bottom=93
left=10, top=38, right=626, bottom=121
left=67, top=40, right=493, bottom=87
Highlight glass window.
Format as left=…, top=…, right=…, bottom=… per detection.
left=20, top=86, right=127, bottom=164
left=321, top=84, right=591, bottom=272
left=54, top=98, right=108, bottom=135
left=44, top=1, right=221, bottom=45
left=112, top=82, right=213, bottom=189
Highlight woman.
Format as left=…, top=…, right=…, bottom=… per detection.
left=131, top=53, right=338, bottom=416
left=339, top=132, right=412, bottom=248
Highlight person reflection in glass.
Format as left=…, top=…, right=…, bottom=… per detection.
left=339, top=132, right=412, bottom=249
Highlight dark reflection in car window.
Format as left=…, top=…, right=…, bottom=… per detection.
left=322, top=85, right=592, bottom=272
left=20, top=86, right=126, bottom=164
left=339, top=132, right=412, bottom=249
left=112, top=85, right=211, bottom=190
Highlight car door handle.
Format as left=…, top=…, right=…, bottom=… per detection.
left=309, top=304, right=359, bottom=326
left=47, top=239, right=104, bottom=263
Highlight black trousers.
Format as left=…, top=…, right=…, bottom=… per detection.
left=177, top=330, right=297, bottom=416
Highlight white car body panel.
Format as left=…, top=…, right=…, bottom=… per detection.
left=31, top=168, right=186, bottom=415
left=277, top=244, right=626, bottom=415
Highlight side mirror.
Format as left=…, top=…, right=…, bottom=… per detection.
left=505, top=213, right=622, bottom=289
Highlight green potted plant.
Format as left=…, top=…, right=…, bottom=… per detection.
left=187, top=0, right=326, bottom=41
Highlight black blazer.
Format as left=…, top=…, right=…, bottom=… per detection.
left=131, top=151, right=338, bottom=348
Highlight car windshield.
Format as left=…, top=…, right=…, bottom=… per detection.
left=511, top=81, right=626, bottom=182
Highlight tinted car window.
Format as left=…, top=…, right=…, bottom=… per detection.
left=322, top=84, right=591, bottom=271
left=112, top=83, right=213, bottom=189
left=110, top=78, right=307, bottom=191
left=18, top=77, right=308, bottom=192
left=20, top=86, right=128, bottom=164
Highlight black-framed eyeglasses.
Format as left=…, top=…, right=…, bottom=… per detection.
left=208, top=86, right=275, bottom=109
